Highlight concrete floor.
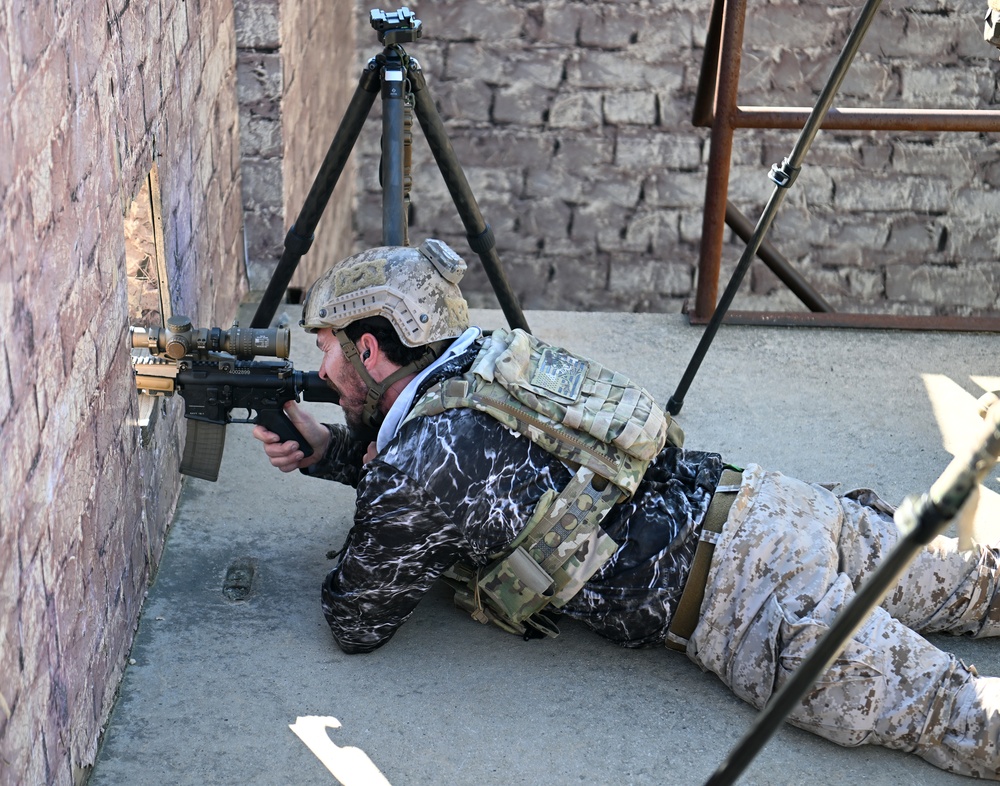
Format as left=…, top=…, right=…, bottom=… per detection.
left=91, top=306, right=1000, bottom=785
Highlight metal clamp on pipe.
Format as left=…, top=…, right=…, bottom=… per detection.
left=768, top=157, right=801, bottom=189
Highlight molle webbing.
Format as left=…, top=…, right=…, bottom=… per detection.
left=415, top=377, right=648, bottom=496
left=475, top=467, right=622, bottom=622
left=409, top=329, right=678, bottom=637
left=405, top=329, right=682, bottom=498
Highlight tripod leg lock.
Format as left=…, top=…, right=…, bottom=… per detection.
left=768, top=157, right=801, bottom=189
left=467, top=224, right=496, bottom=255
left=284, top=225, right=315, bottom=257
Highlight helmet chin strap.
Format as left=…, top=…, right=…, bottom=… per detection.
left=334, top=330, right=442, bottom=429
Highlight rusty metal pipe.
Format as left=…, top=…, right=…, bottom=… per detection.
left=695, top=0, right=748, bottom=320
left=724, top=201, right=833, bottom=312
left=733, top=107, right=1000, bottom=132
left=686, top=310, right=1000, bottom=331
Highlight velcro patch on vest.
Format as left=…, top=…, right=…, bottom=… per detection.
left=530, top=347, right=588, bottom=403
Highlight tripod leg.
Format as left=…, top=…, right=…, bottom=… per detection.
left=667, top=0, right=884, bottom=415
left=407, top=64, right=531, bottom=334
left=380, top=49, right=407, bottom=246
left=251, top=62, right=382, bottom=329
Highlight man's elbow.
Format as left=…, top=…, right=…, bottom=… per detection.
left=336, top=639, right=381, bottom=655
left=330, top=628, right=395, bottom=655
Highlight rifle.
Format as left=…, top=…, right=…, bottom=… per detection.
left=130, top=315, right=340, bottom=481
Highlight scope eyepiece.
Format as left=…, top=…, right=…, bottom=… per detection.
left=131, top=316, right=291, bottom=360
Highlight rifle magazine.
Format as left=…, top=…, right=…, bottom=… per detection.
left=180, top=420, right=227, bottom=482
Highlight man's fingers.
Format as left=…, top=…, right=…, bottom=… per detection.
left=255, top=403, right=326, bottom=472
left=281, top=400, right=328, bottom=465
left=283, top=400, right=318, bottom=431
left=265, top=440, right=306, bottom=472
left=265, top=439, right=302, bottom=458
left=252, top=424, right=281, bottom=444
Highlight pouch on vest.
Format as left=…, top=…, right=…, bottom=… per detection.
left=440, top=465, right=622, bottom=638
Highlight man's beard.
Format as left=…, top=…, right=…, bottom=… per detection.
left=327, top=371, right=382, bottom=446
left=344, top=408, right=381, bottom=445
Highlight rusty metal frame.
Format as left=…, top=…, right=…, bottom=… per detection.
left=693, top=0, right=1000, bottom=331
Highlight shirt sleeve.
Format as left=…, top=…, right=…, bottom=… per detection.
left=302, top=424, right=368, bottom=487
left=320, top=461, right=467, bottom=653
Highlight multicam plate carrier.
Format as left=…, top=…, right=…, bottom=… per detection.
left=402, top=328, right=683, bottom=637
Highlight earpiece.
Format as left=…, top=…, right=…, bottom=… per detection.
left=362, top=350, right=371, bottom=361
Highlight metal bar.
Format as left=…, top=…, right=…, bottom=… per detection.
left=723, top=201, right=832, bottom=313
left=686, top=310, right=1000, bottom=332
left=695, top=0, right=747, bottom=320
left=690, top=5, right=1000, bottom=336
left=732, top=107, right=1000, bottom=132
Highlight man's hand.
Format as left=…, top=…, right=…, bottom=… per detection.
left=252, top=401, right=330, bottom=472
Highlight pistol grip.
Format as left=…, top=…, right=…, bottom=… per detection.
left=256, top=409, right=315, bottom=458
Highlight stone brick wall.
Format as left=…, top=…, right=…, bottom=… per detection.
left=236, top=0, right=356, bottom=293
left=0, top=2, right=246, bottom=783
left=0, top=1, right=995, bottom=782
left=354, top=0, right=1000, bottom=316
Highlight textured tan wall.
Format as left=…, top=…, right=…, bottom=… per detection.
left=281, top=0, right=357, bottom=291
left=0, top=1, right=246, bottom=782
left=353, top=0, right=1000, bottom=316
left=236, top=0, right=357, bottom=294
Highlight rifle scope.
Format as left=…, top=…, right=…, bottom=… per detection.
left=131, top=315, right=291, bottom=360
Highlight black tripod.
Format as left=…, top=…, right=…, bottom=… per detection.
left=248, top=7, right=530, bottom=334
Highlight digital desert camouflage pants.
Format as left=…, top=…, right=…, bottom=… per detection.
left=687, top=464, right=1000, bottom=780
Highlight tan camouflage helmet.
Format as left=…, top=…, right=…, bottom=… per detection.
left=300, top=239, right=470, bottom=347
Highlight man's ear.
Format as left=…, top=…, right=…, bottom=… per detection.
left=356, top=333, right=379, bottom=365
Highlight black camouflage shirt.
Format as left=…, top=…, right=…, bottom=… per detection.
left=309, top=347, right=724, bottom=653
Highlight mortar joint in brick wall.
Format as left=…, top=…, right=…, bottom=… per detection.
left=238, top=45, right=280, bottom=55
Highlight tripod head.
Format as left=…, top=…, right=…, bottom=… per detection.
left=371, top=7, right=422, bottom=46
